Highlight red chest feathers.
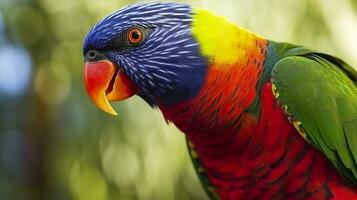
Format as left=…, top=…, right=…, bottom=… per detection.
left=160, top=82, right=357, bottom=200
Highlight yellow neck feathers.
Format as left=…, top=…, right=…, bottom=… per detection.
left=191, top=8, right=266, bottom=65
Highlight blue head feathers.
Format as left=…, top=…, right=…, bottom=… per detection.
left=83, top=3, right=208, bottom=106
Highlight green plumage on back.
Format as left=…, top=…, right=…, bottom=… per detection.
left=270, top=43, right=357, bottom=184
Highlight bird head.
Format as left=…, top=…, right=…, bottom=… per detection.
left=83, top=3, right=209, bottom=115
left=83, top=2, right=252, bottom=115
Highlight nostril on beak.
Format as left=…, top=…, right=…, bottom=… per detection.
left=85, top=50, right=107, bottom=62
left=88, top=50, right=97, bottom=59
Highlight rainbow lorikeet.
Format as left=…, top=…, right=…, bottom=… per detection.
left=83, top=3, right=357, bottom=199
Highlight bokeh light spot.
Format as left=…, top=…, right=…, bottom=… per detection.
left=34, top=64, right=71, bottom=105
left=69, top=161, right=108, bottom=200
left=9, top=7, right=45, bottom=46
left=0, top=45, right=32, bottom=96
left=101, top=143, right=139, bottom=187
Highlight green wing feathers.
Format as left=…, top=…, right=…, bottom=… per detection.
left=271, top=53, right=357, bottom=184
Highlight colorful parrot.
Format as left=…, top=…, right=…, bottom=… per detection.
left=82, top=3, right=357, bottom=200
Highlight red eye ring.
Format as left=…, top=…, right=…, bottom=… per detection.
left=128, top=28, right=143, bottom=44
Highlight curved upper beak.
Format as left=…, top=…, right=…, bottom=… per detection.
left=84, top=60, right=137, bottom=116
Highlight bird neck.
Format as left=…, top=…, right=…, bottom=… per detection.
left=159, top=30, right=268, bottom=147
left=191, top=8, right=266, bottom=66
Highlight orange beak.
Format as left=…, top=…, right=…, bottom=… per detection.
left=84, top=60, right=137, bottom=115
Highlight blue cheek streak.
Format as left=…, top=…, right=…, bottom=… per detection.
left=162, top=40, right=208, bottom=104
left=106, top=30, right=208, bottom=106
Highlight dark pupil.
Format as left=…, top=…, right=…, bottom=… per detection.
left=131, top=31, right=140, bottom=40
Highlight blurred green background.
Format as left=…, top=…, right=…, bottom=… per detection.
left=0, top=0, right=356, bottom=199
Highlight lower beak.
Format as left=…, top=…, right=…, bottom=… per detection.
left=84, top=60, right=137, bottom=116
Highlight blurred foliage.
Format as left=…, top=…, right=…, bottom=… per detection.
left=0, top=0, right=356, bottom=200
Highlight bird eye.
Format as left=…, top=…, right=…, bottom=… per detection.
left=128, top=28, right=143, bottom=44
